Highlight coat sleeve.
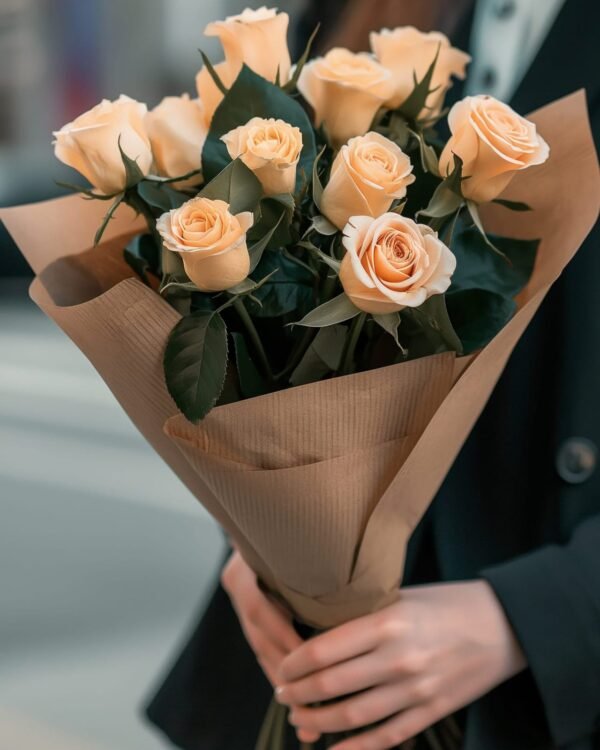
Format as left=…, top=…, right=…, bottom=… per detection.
left=481, top=514, right=600, bottom=747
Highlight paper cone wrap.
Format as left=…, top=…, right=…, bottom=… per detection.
left=2, top=92, right=599, bottom=627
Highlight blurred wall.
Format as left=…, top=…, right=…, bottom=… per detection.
left=0, top=0, right=308, bottom=273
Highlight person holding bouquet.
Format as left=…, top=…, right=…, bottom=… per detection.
left=145, top=1, right=600, bottom=749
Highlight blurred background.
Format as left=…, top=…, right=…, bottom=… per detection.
left=0, top=1, right=304, bottom=749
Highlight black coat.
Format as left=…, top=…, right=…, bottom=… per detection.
left=146, top=1, right=600, bottom=748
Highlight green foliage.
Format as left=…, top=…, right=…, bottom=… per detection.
left=373, top=312, right=403, bottom=350
left=231, top=332, right=270, bottom=397
left=295, top=293, right=361, bottom=328
left=447, top=290, right=516, bottom=354
left=397, top=46, right=440, bottom=122
left=201, top=65, right=317, bottom=191
left=289, top=325, right=347, bottom=385
left=450, top=227, right=539, bottom=299
left=118, top=137, right=146, bottom=189
left=198, top=158, right=262, bottom=214
left=249, top=193, right=295, bottom=255
left=247, top=251, right=314, bottom=318
left=136, top=181, right=189, bottom=212
left=283, top=23, right=320, bottom=93
left=124, top=233, right=160, bottom=285
left=164, top=311, right=228, bottom=422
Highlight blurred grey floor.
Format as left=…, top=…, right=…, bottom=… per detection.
left=0, top=278, right=225, bottom=749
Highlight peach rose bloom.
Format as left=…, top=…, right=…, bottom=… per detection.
left=297, top=48, right=395, bottom=148
left=439, top=95, right=550, bottom=203
left=370, top=27, right=470, bottom=116
left=339, top=213, right=456, bottom=314
left=221, top=117, right=302, bottom=195
left=196, top=7, right=291, bottom=126
left=146, top=94, right=207, bottom=183
left=321, top=132, right=415, bottom=230
left=53, top=95, right=152, bottom=195
left=157, top=197, right=253, bottom=292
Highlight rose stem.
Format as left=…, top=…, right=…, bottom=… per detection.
left=232, top=297, right=275, bottom=383
left=339, top=313, right=367, bottom=375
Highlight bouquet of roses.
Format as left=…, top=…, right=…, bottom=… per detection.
left=2, top=7, right=599, bottom=750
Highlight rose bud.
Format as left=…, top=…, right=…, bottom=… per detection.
left=53, top=95, right=152, bottom=195
left=321, top=132, right=415, bottom=230
left=221, top=117, right=303, bottom=195
left=196, top=6, right=291, bottom=126
left=370, top=27, right=470, bottom=116
left=439, top=95, right=550, bottom=203
left=156, top=197, right=253, bottom=292
left=146, top=94, right=207, bottom=184
left=339, top=213, right=456, bottom=314
left=297, top=48, right=395, bottom=148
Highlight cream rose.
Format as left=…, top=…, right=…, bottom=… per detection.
left=439, top=95, right=550, bottom=203
left=321, top=132, right=415, bottom=230
left=370, top=27, right=470, bottom=116
left=221, top=117, right=302, bottom=195
left=339, top=213, right=456, bottom=313
left=157, top=197, right=253, bottom=292
left=297, top=48, right=394, bottom=148
left=53, top=95, right=152, bottom=195
left=146, top=94, right=207, bottom=183
left=196, top=7, right=291, bottom=126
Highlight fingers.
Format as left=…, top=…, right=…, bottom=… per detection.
left=288, top=681, right=418, bottom=735
left=279, top=612, right=382, bottom=683
left=222, top=552, right=302, bottom=658
left=245, top=624, right=288, bottom=686
left=329, top=705, right=434, bottom=750
left=277, top=651, right=392, bottom=706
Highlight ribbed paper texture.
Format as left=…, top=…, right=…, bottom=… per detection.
left=2, top=92, right=598, bottom=627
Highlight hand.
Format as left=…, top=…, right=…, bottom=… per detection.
left=221, top=551, right=303, bottom=687
left=276, top=581, right=526, bottom=750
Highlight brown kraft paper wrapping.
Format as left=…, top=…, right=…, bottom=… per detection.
left=2, top=92, right=599, bottom=628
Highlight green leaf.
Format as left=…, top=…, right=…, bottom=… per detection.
left=248, top=212, right=286, bottom=272
left=199, top=49, right=228, bottom=95
left=118, top=136, right=145, bottom=188
left=411, top=294, right=463, bottom=354
left=295, top=293, right=360, bottom=328
left=231, top=332, right=269, bottom=398
left=199, top=158, right=262, bottom=215
left=246, top=251, right=314, bottom=318
left=283, top=23, right=320, bottom=93
left=145, top=168, right=203, bottom=185
left=123, top=233, right=160, bottom=284
left=443, top=153, right=467, bottom=197
left=249, top=193, right=295, bottom=254
left=450, top=226, right=539, bottom=299
left=202, top=64, right=317, bottom=191
left=418, top=182, right=463, bottom=220
left=312, top=145, right=327, bottom=210
left=386, top=113, right=411, bottom=149
left=311, top=215, right=338, bottom=236
left=55, top=180, right=118, bottom=200
left=163, top=311, right=228, bottom=422
left=373, top=312, right=405, bottom=351
left=466, top=200, right=508, bottom=260
left=447, top=289, right=516, bottom=354
left=289, top=325, right=347, bottom=386
left=137, top=181, right=188, bottom=212
left=227, top=268, right=279, bottom=296
left=409, top=128, right=440, bottom=176
left=94, top=194, right=123, bottom=245
left=398, top=45, right=441, bottom=121
left=299, top=240, right=341, bottom=274
left=492, top=198, right=532, bottom=212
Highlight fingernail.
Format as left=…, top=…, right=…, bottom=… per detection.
left=274, top=686, right=287, bottom=702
